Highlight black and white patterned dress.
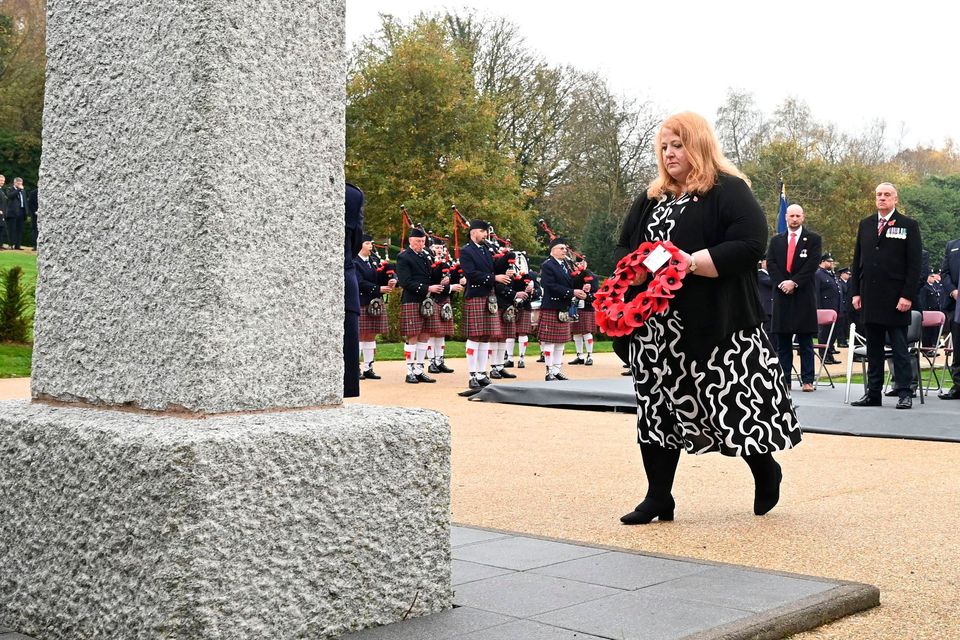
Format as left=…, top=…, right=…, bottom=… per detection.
left=629, top=194, right=801, bottom=456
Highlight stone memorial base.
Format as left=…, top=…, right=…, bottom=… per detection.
left=0, top=401, right=451, bottom=639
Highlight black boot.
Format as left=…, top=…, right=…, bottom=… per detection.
left=743, top=453, right=782, bottom=516
left=620, top=443, right=680, bottom=525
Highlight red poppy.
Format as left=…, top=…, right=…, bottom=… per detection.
left=625, top=306, right=650, bottom=328
left=657, top=266, right=683, bottom=292
left=649, top=296, right=669, bottom=314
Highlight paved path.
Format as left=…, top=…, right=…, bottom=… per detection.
left=339, top=525, right=876, bottom=640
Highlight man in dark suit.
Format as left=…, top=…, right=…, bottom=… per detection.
left=0, top=175, right=7, bottom=248
left=850, top=182, right=923, bottom=409
left=344, top=183, right=365, bottom=398
left=27, top=188, right=38, bottom=249
left=814, top=254, right=842, bottom=364
left=766, top=204, right=822, bottom=392
left=757, top=259, right=773, bottom=337
left=939, top=237, right=960, bottom=399
left=917, top=271, right=944, bottom=348
left=7, top=177, right=27, bottom=250
left=836, top=268, right=852, bottom=347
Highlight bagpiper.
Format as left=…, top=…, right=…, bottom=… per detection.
left=507, top=267, right=541, bottom=368
left=569, top=257, right=598, bottom=365
left=458, top=219, right=511, bottom=395
left=396, top=228, right=447, bottom=383
left=426, top=240, right=463, bottom=373
left=538, top=237, right=588, bottom=381
left=355, top=234, right=396, bottom=380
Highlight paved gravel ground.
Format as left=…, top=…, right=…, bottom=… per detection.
left=3, top=354, right=957, bottom=639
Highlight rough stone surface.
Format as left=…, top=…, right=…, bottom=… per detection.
left=0, top=401, right=451, bottom=639
left=33, top=0, right=347, bottom=413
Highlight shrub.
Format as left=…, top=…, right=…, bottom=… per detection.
left=0, top=266, right=33, bottom=343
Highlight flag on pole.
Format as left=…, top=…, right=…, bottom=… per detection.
left=776, top=181, right=788, bottom=234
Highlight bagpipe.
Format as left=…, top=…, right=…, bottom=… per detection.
left=401, top=205, right=457, bottom=320
left=364, top=242, right=396, bottom=318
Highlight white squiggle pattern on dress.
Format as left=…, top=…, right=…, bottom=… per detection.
left=629, top=196, right=801, bottom=457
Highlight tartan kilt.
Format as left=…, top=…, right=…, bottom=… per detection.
left=537, top=309, right=572, bottom=344
left=492, top=305, right=516, bottom=341
left=401, top=302, right=433, bottom=337
left=516, top=308, right=536, bottom=336
left=463, top=295, right=501, bottom=339
left=431, top=296, right=455, bottom=337
left=570, top=309, right=597, bottom=335
left=359, top=303, right=389, bottom=335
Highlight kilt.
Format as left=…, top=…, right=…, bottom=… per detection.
left=537, top=309, right=571, bottom=344
left=401, top=301, right=433, bottom=337
left=359, top=303, right=389, bottom=335
left=431, top=296, right=455, bottom=337
left=463, top=295, right=501, bottom=339
left=570, top=309, right=597, bottom=335
left=493, top=305, right=516, bottom=341
left=516, top=308, right=537, bottom=336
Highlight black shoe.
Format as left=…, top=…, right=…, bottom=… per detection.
left=458, top=387, right=482, bottom=397
left=753, top=460, right=782, bottom=516
left=622, top=363, right=629, bottom=368
left=823, top=358, right=841, bottom=365
left=416, top=372, right=436, bottom=383
left=621, top=370, right=632, bottom=376
left=428, top=363, right=441, bottom=374
left=545, top=373, right=557, bottom=381
left=837, top=342, right=849, bottom=348
left=437, top=361, right=455, bottom=373
left=851, top=394, right=881, bottom=407
left=584, top=356, right=593, bottom=366
left=554, top=372, right=569, bottom=381
left=569, top=356, right=585, bottom=365
left=537, top=354, right=546, bottom=363
left=405, top=373, right=419, bottom=384
left=620, top=496, right=675, bottom=525
left=361, top=368, right=381, bottom=380
left=489, top=368, right=502, bottom=379
left=885, top=389, right=916, bottom=398
left=938, top=388, right=960, bottom=400
left=477, top=375, right=491, bottom=387
left=497, top=368, right=517, bottom=379
left=517, top=359, right=525, bottom=369
left=896, top=396, right=912, bottom=409
left=503, top=360, right=514, bottom=368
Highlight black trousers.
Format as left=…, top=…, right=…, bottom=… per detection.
left=864, top=323, right=911, bottom=397
left=344, top=310, right=360, bottom=398
left=4, top=216, right=18, bottom=248
left=950, top=318, right=960, bottom=386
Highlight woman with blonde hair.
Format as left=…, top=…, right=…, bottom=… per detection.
left=614, top=111, right=801, bottom=524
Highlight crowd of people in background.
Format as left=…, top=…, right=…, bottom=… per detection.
left=0, top=174, right=39, bottom=250
left=757, top=182, right=960, bottom=408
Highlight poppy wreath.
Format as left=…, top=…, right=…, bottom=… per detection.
left=592, top=241, right=689, bottom=337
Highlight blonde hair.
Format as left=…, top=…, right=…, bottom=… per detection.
left=647, top=111, right=749, bottom=199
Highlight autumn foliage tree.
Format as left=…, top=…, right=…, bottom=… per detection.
left=347, top=17, right=531, bottom=248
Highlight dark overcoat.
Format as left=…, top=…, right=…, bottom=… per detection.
left=940, top=238, right=960, bottom=319
left=849, top=210, right=922, bottom=327
left=815, top=267, right=841, bottom=312
left=614, top=174, right=768, bottom=358
left=766, top=229, right=822, bottom=334
left=757, top=269, right=773, bottom=318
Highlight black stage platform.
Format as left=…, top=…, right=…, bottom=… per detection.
left=473, top=377, right=960, bottom=443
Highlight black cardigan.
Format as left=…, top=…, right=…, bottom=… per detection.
left=614, top=173, right=768, bottom=358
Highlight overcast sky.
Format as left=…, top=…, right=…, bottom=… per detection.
left=346, top=0, right=959, bottom=151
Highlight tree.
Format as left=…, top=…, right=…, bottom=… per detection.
left=579, top=211, right=619, bottom=277
left=899, top=175, right=960, bottom=260
left=715, top=89, right=767, bottom=168
left=346, top=17, right=532, bottom=248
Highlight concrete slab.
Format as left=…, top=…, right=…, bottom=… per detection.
left=532, top=590, right=752, bottom=640
left=452, top=572, right=619, bottom=618
left=452, top=560, right=515, bottom=586
left=452, top=535, right=606, bottom=571
left=641, top=566, right=835, bottom=612
left=459, top=619, right=607, bottom=639
left=529, top=550, right=710, bottom=590
left=451, top=525, right=512, bottom=548
left=339, top=607, right=512, bottom=640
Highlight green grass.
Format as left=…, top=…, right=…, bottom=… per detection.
left=0, top=250, right=38, bottom=285
left=373, top=340, right=616, bottom=361
left=0, top=342, right=32, bottom=378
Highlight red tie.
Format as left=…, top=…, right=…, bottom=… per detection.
left=786, top=232, right=797, bottom=273
left=877, top=218, right=886, bottom=236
